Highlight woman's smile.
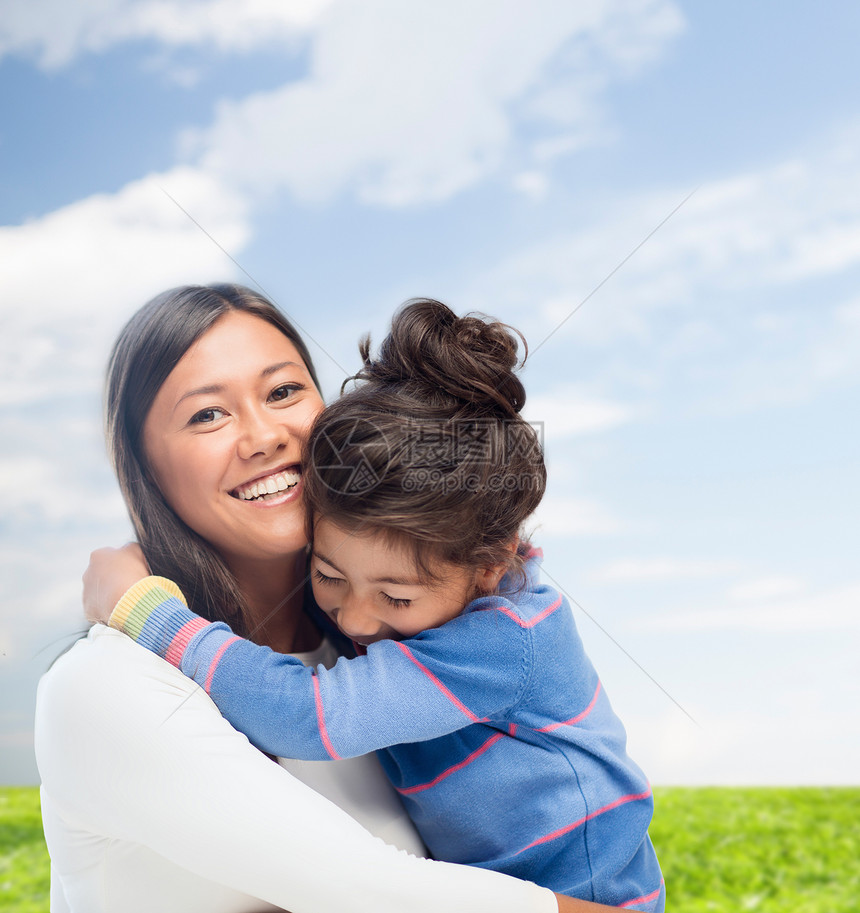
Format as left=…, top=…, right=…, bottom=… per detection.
left=231, top=464, right=302, bottom=502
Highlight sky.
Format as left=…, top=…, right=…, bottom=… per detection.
left=1, top=0, right=858, bottom=786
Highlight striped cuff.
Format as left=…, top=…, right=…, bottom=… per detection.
left=110, top=576, right=186, bottom=631
left=109, top=576, right=207, bottom=664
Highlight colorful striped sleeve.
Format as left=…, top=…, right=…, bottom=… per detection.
left=108, top=576, right=211, bottom=665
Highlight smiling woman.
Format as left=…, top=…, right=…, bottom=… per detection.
left=34, top=284, right=614, bottom=913
left=103, top=285, right=324, bottom=644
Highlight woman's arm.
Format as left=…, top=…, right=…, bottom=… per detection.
left=36, top=628, right=560, bottom=913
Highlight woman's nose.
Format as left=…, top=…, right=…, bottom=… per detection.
left=236, top=407, right=289, bottom=460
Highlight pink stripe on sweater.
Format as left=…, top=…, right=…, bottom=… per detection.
left=312, top=674, right=342, bottom=760
left=514, top=788, right=653, bottom=855
left=619, top=880, right=664, bottom=909
left=203, top=636, right=240, bottom=694
left=394, top=641, right=480, bottom=722
left=535, top=681, right=602, bottom=732
left=493, top=593, right=563, bottom=628
left=397, top=731, right=506, bottom=795
left=165, top=617, right=210, bottom=668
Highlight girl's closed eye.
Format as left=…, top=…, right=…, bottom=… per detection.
left=313, top=568, right=343, bottom=586
left=381, top=593, right=412, bottom=609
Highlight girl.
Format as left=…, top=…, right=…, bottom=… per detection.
left=87, top=299, right=664, bottom=911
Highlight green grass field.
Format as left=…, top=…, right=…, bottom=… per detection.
left=648, top=788, right=859, bottom=911
left=2, top=786, right=857, bottom=910
left=0, top=788, right=51, bottom=913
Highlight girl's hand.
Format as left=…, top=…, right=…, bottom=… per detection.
left=83, top=543, right=150, bottom=625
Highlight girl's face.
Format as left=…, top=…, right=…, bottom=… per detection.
left=143, top=311, right=324, bottom=568
left=310, top=517, right=499, bottom=648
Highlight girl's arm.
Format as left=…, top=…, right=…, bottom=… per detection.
left=104, top=575, right=538, bottom=761
left=77, top=548, right=636, bottom=913
left=36, top=627, right=561, bottom=913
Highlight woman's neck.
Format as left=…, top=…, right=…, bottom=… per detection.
left=229, top=550, right=321, bottom=654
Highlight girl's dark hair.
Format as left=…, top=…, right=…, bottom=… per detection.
left=303, top=298, right=546, bottom=587
left=107, top=283, right=319, bottom=635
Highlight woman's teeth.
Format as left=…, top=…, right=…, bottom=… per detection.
left=234, top=470, right=300, bottom=501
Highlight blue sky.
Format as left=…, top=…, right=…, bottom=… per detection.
left=1, top=1, right=858, bottom=785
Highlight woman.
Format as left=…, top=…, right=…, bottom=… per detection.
left=35, top=284, right=627, bottom=913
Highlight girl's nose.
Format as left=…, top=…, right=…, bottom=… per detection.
left=337, top=597, right=382, bottom=642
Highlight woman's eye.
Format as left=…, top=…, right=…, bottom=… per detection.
left=190, top=407, right=226, bottom=425
left=382, top=593, right=412, bottom=609
left=270, top=383, right=302, bottom=403
left=314, top=569, right=343, bottom=586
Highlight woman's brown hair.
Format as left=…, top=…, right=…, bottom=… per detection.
left=106, top=283, right=320, bottom=635
left=303, top=298, right=545, bottom=587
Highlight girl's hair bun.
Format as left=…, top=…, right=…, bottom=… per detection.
left=356, top=298, right=527, bottom=417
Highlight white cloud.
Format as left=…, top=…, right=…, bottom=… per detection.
left=0, top=0, right=331, bottom=68
left=512, top=171, right=550, bottom=201
left=591, top=557, right=740, bottom=584
left=0, top=457, right=127, bottom=525
left=0, top=729, right=37, bottom=750
left=0, top=165, right=247, bottom=321
left=835, top=298, right=860, bottom=326
left=2, top=1, right=684, bottom=209
left=0, top=537, right=94, bottom=637
left=188, top=0, right=683, bottom=206
left=806, top=297, right=860, bottom=387
left=523, top=384, right=635, bottom=438
left=628, top=703, right=860, bottom=785
left=460, top=121, right=860, bottom=425
left=728, top=576, right=804, bottom=602
left=641, top=583, right=860, bottom=633
left=471, top=128, right=860, bottom=345
left=0, top=165, right=249, bottom=406
left=530, top=495, right=622, bottom=537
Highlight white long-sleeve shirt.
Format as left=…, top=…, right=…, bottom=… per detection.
left=35, top=625, right=557, bottom=913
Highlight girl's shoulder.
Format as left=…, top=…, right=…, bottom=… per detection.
left=465, top=584, right=567, bottom=631
left=482, top=545, right=568, bottom=630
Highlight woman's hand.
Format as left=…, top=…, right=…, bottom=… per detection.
left=83, top=543, right=150, bottom=625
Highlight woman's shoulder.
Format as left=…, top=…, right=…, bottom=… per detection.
left=35, top=625, right=244, bottom=817
left=40, top=624, right=198, bottom=703
left=36, top=626, right=214, bottom=771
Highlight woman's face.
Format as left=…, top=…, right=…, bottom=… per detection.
left=143, top=310, right=325, bottom=567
